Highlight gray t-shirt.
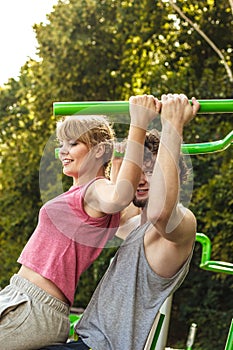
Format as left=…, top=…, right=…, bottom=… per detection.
left=76, top=222, right=193, bottom=350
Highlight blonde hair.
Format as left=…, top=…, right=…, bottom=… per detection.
left=57, top=115, right=115, bottom=175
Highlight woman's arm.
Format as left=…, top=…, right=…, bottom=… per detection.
left=86, top=95, right=161, bottom=215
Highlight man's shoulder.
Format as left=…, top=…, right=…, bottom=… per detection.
left=115, top=214, right=141, bottom=240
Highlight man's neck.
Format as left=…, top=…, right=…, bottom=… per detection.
left=140, top=208, right=147, bottom=225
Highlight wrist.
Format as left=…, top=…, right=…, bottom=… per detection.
left=123, top=139, right=144, bottom=167
left=161, top=119, right=184, bottom=137
left=130, top=119, right=150, bottom=131
left=128, top=124, right=147, bottom=143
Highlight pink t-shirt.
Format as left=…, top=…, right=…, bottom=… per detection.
left=18, top=178, right=120, bottom=305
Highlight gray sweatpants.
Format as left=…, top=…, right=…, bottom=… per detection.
left=0, top=274, right=70, bottom=350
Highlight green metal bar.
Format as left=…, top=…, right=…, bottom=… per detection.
left=224, top=319, right=233, bottom=350
left=54, top=100, right=233, bottom=155
left=53, top=99, right=233, bottom=116
left=150, top=313, right=165, bottom=350
left=181, top=130, right=233, bottom=155
left=201, top=261, right=233, bottom=274
left=69, top=314, right=82, bottom=337
left=195, top=233, right=233, bottom=275
left=195, top=233, right=211, bottom=265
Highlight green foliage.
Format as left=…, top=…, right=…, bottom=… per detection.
left=0, top=78, right=42, bottom=285
left=0, top=0, right=232, bottom=348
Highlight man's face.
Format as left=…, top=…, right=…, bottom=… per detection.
left=133, top=159, right=155, bottom=208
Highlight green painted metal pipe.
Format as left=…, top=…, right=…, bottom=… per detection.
left=224, top=319, right=233, bottom=350
left=53, top=99, right=233, bottom=116
left=150, top=313, right=165, bottom=350
left=182, top=130, right=233, bottom=154
left=195, top=233, right=233, bottom=275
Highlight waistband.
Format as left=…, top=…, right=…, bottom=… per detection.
left=10, top=274, right=70, bottom=316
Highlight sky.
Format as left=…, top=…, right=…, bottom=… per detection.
left=0, top=0, right=58, bottom=86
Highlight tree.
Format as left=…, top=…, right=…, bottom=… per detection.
left=0, top=78, right=41, bottom=285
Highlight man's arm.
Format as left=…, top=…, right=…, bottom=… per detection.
left=145, top=94, right=199, bottom=277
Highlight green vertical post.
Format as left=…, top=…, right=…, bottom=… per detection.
left=149, top=313, right=165, bottom=350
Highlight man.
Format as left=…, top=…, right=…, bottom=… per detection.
left=41, top=93, right=200, bottom=350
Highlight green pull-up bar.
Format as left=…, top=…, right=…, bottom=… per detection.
left=53, top=99, right=233, bottom=156
left=53, top=99, right=233, bottom=116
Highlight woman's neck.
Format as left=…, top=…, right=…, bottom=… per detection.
left=73, top=168, right=105, bottom=186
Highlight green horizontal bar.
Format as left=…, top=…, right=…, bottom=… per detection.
left=54, top=101, right=129, bottom=116
left=53, top=99, right=233, bottom=116
left=181, top=130, right=233, bottom=154
left=200, top=261, right=233, bottom=274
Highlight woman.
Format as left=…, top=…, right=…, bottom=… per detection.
left=0, top=94, right=159, bottom=349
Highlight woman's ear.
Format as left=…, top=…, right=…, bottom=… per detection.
left=95, top=143, right=106, bottom=159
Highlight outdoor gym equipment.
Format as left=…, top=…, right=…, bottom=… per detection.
left=55, top=99, right=232, bottom=349
left=150, top=232, right=233, bottom=350
left=225, top=319, right=233, bottom=350
left=195, top=233, right=233, bottom=350
left=53, top=99, right=233, bottom=115
left=196, top=233, right=233, bottom=275
left=182, top=130, right=233, bottom=155
left=53, top=99, right=233, bottom=158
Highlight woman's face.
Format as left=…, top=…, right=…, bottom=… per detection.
left=58, top=139, right=91, bottom=179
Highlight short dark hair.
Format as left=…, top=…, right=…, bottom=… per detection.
left=144, top=129, right=189, bottom=185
